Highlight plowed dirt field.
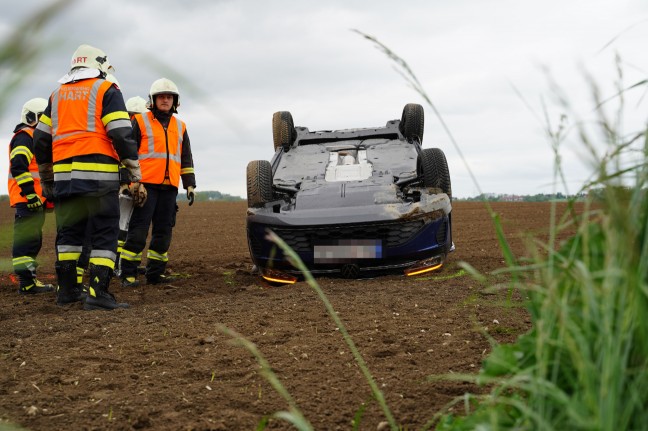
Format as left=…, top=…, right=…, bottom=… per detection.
left=0, top=201, right=579, bottom=430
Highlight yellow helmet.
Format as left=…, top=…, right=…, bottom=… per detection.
left=149, top=78, right=180, bottom=112
left=70, top=44, right=115, bottom=74
left=21, top=97, right=48, bottom=126
left=126, top=96, right=148, bottom=115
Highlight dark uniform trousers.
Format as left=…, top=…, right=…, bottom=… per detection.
left=120, top=184, right=177, bottom=280
left=55, top=193, right=120, bottom=268
left=12, top=203, right=45, bottom=276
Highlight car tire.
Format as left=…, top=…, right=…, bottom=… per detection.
left=400, top=103, right=424, bottom=144
left=247, top=160, right=273, bottom=207
left=272, top=111, right=296, bottom=151
left=418, top=148, right=452, bottom=200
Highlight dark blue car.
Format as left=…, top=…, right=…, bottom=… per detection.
left=246, top=104, right=453, bottom=283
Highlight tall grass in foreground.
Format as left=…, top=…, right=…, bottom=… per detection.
left=361, top=31, right=648, bottom=430
left=223, top=33, right=648, bottom=430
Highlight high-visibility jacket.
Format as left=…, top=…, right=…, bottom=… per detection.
left=7, top=127, right=43, bottom=207
left=50, top=79, right=119, bottom=163
left=134, top=111, right=186, bottom=187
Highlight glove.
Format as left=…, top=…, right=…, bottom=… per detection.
left=187, top=186, right=195, bottom=206
left=26, top=193, right=43, bottom=211
left=119, top=183, right=130, bottom=195
left=121, top=159, right=142, bottom=183
left=41, top=181, right=54, bottom=200
left=129, top=182, right=148, bottom=207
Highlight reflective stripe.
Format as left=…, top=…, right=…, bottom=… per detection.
left=54, top=162, right=119, bottom=173
left=147, top=249, right=169, bottom=262
left=14, top=172, right=34, bottom=185
left=10, top=146, right=33, bottom=160
left=58, top=252, right=82, bottom=261
left=102, top=111, right=130, bottom=125
left=120, top=249, right=142, bottom=262
left=54, top=171, right=119, bottom=182
left=8, top=172, right=40, bottom=180
left=90, top=249, right=117, bottom=261
left=180, top=167, right=194, bottom=175
left=105, top=118, right=131, bottom=132
left=38, top=114, right=52, bottom=128
left=140, top=114, right=182, bottom=163
left=89, top=257, right=115, bottom=269
left=58, top=245, right=83, bottom=253
left=12, top=256, right=35, bottom=266
left=86, top=80, right=103, bottom=133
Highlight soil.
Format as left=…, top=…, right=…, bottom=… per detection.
left=0, top=201, right=580, bottom=430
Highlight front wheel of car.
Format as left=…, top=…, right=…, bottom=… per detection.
left=247, top=160, right=273, bottom=207
left=272, top=111, right=296, bottom=151
left=418, top=148, right=452, bottom=200
left=400, top=103, right=424, bottom=144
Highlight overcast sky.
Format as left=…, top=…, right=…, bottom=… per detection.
left=2, top=0, right=647, bottom=199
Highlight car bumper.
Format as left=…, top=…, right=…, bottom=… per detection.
left=247, top=193, right=452, bottom=277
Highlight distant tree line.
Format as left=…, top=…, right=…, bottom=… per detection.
left=176, top=190, right=243, bottom=202
left=456, top=192, right=589, bottom=202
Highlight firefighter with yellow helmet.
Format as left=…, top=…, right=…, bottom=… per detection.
left=34, top=44, right=146, bottom=310
left=120, top=77, right=196, bottom=287
left=7, top=97, right=54, bottom=294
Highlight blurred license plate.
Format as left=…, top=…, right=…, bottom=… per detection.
left=314, top=239, right=382, bottom=263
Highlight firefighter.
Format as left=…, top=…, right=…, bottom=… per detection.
left=34, top=44, right=146, bottom=310
left=120, top=78, right=196, bottom=287
left=7, top=98, right=54, bottom=294
left=126, top=96, right=147, bottom=119
left=115, top=96, right=149, bottom=277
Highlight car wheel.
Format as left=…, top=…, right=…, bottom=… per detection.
left=400, top=103, right=424, bottom=144
left=247, top=160, right=273, bottom=207
left=418, top=148, right=452, bottom=200
left=272, top=111, right=296, bottom=151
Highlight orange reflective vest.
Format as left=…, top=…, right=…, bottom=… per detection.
left=135, top=111, right=186, bottom=187
left=50, top=78, right=119, bottom=162
left=8, top=127, right=43, bottom=207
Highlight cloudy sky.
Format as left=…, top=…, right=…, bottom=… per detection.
left=2, top=0, right=647, bottom=199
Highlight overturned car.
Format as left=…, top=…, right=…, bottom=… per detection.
left=246, top=103, right=453, bottom=284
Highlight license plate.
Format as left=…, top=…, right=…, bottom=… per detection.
left=314, top=239, right=382, bottom=263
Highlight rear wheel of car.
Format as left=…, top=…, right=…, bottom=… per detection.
left=418, top=148, right=452, bottom=199
left=247, top=160, right=273, bottom=207
left=272, top=111, right=296, bottom=151
left=400, top=103, right=424, bottom=144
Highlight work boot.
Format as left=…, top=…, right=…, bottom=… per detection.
left=17, top=271, right=54, bottom=295
left=55, top=261, right=84, bottom=305
left=146, top=274, right=177, bottom=285
left=121, top=276, right=140, bottom=288
left=84, top=265, right=129, bottom=311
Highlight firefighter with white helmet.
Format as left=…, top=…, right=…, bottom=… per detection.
left=7, top=97, right=54, bottom=294
left=34, top=43, right=146, bottom=310
left=120, top=77, right=196, bottom=287
left=125, top=96, right=148, bottom=118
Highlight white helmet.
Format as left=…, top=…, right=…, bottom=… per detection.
left=105, top=73, right=120, bottom=87
left=149, top=78, right=180, bottom=112
left=70, top=44, right=115, bottom=74
left=21, top=97, right=48, bottom=126
left=126, top=96, right=148, bottom=114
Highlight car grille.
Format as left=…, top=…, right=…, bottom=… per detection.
left=269, top=219, right=426, bottom=252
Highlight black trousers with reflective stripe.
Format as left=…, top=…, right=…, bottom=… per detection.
left=55, top=193, right=119, bottom=267
left=121, top=185, right=178, bottom=279
left=12, top=203, right=45, bottom=271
